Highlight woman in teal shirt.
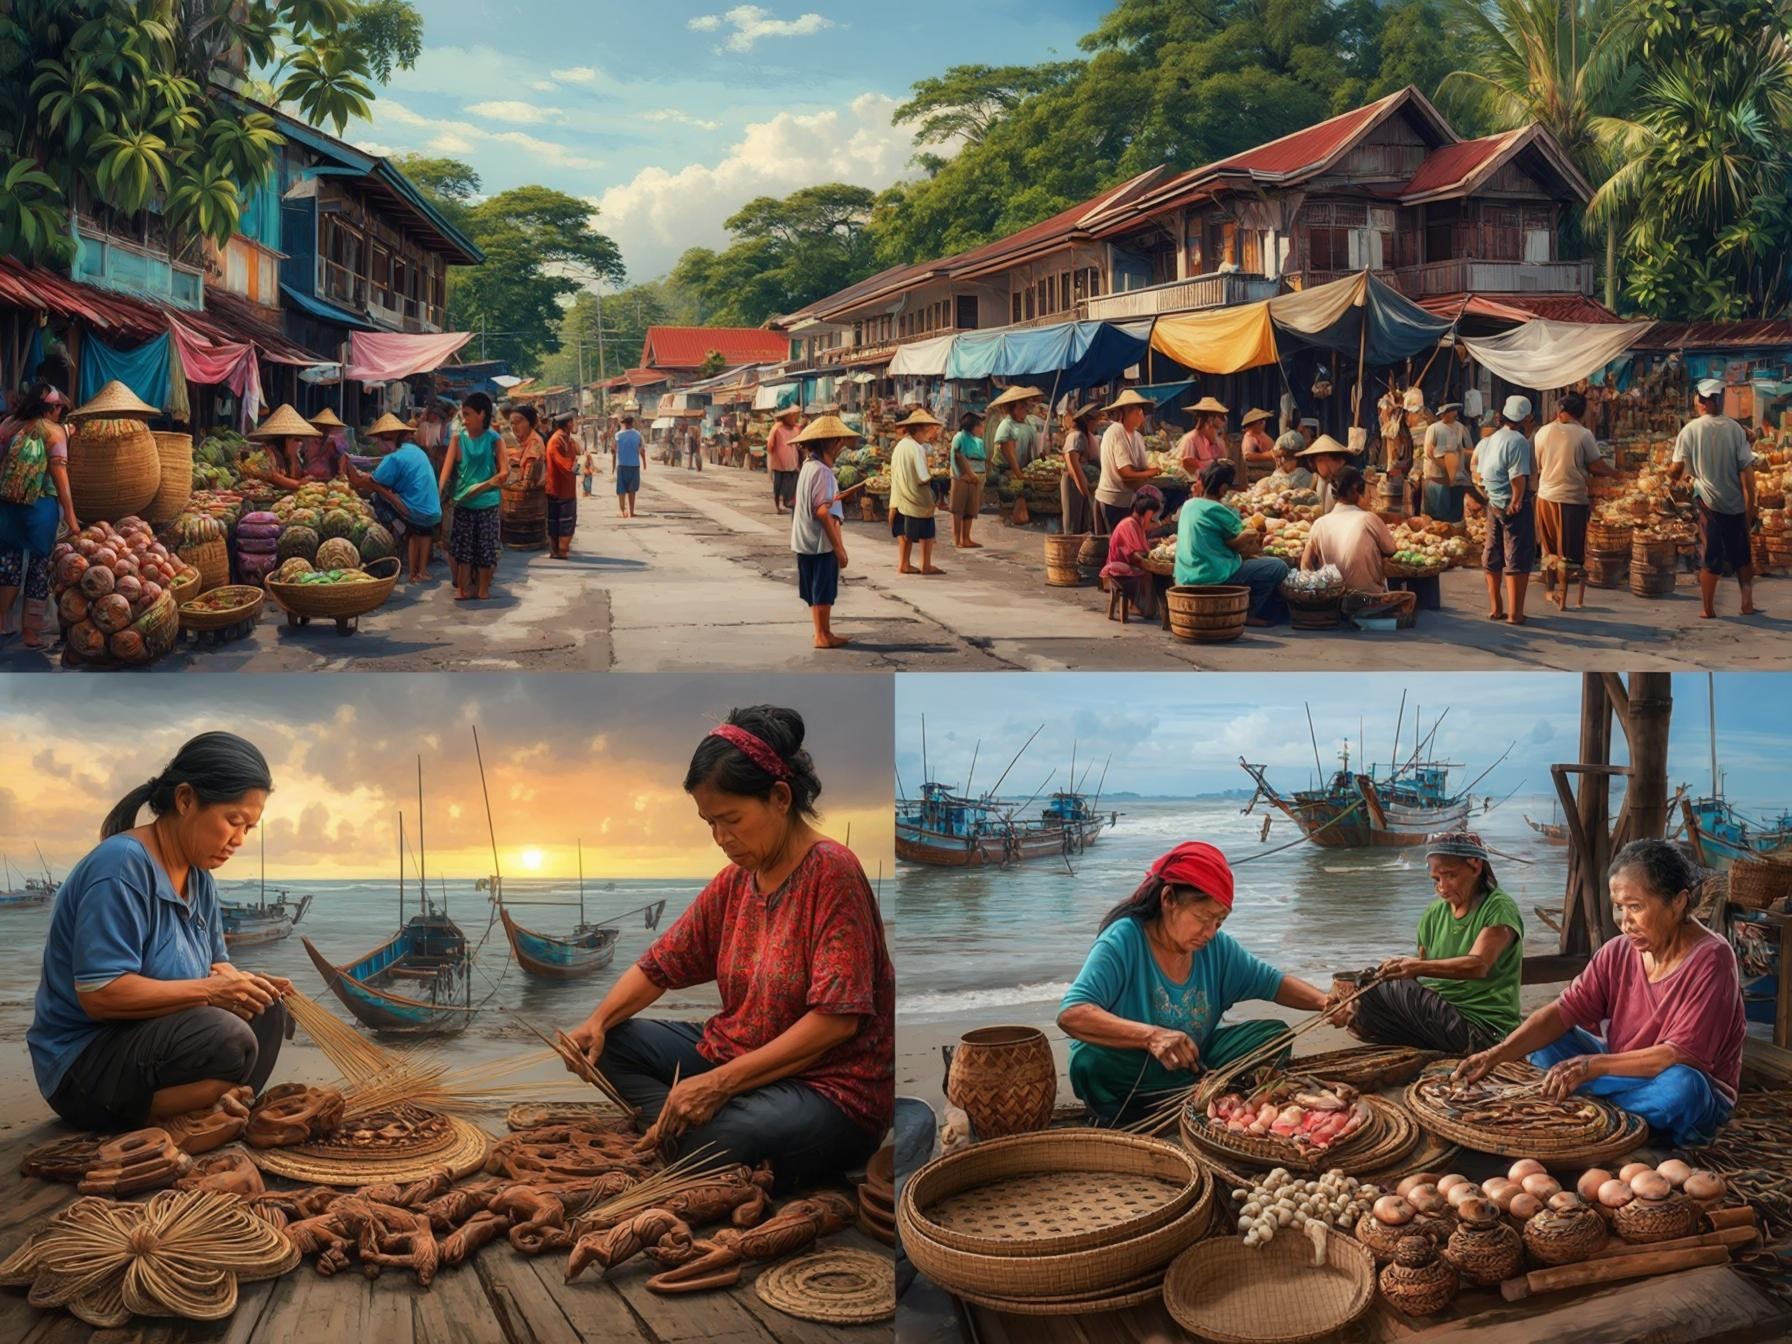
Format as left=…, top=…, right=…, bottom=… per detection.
left=1059, top=842, right=1330, bottom=1125
left=1174, top=460, right=1289, bottom=625
left=437, top=391, right=511, bottom=601
left=950, top=411, right=988, bottom=550
left=1330, top=831, right=1523, bottom=1054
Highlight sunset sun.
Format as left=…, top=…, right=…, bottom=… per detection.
left=520, top=847, right=544, bottom=872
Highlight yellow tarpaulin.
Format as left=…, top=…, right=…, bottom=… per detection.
left=1149, top=300, right=1279, bottom=374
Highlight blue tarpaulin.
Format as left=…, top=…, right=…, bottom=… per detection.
left=79, top=332, right=171, bottom=409
left=946, top=320, right=1154, bottom=392
left=1270, top=273, right=1451, bottom=365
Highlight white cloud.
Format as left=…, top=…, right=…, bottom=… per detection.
left=552, top=66, right=599, bottom=84
left=465, top=100, right=565, bottom=125
left=591, top=92, right=911, bottom=280
left=368, top=99, right=599, bottom=171
left=640, top=109, right=724, bottom=132
left=530, top=80, right=555, bottom=93
left=430, top=131, right=475, bottom=154
left=689, top=6, right=833, bottom=53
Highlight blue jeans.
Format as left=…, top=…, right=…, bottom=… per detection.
left=1233, top=556, right=1290, bottom=620
left=599, top=1018, right=876, bottom=1192
left=1529, top=1027, right=1732, bottom=1147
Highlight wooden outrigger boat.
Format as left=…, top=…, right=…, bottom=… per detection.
left=0, top=847, right=56, bottom=909
left=222, top=831, right=314, bottom=948
left=489, top=843, right=666, bottom=980
left=895, top=728, right=1116, bottom=869
left=1671, top=676, right=1792, bottom=870
left=304, top=768, right=474, bottom=1035
left=1525, top=801, right=1570, bottom=845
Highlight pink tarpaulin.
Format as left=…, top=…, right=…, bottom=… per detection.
left=344, top=331, right=473, bottom=382
left=169, top=318, right=263, bottom=430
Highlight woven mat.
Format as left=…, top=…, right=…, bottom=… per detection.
left=753, top=1248, right=893, bottom=1325
left=504, top=1102, right=625, bottom=1131
left=250, top=1108, right=490, bottom=1186
left=927, top=1171, right=1183, bottom=1242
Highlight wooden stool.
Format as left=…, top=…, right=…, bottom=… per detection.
left=1108, top=585, right=1128, bottom=624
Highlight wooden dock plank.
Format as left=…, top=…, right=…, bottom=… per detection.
left=607, top=1260, right=779, bottom=1344
left=474, top=1252, right=584, bottom=1344
left=516, top=1254, right=646, bottom=1343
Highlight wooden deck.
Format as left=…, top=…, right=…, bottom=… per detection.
left=0, top=1116, right=894, bottom=1344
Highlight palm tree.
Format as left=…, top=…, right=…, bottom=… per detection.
left=1440, top=0, right=1636, bottom=308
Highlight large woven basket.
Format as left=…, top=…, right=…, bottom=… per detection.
left=902, top=1130, right=1208, bottom=1257
left=1163, top=1227, right=1376, bottom=1344
left=946, top=1275, right=1167, bottom=1317
left=1284, top=1046, right=1441, bottom=1093
left=66, top=417, right=161, bottom=523
left=178, top=537, right=230, bottom=593
left=146, top=431, right=193, bottom=524
left=945, top=1026, right=1056, bottom=1138
left=1180, top=1093, right=1417, bottom=1176
left=179, top=584, right=265, bottom=633
left=1728, top=854, right=1792, bottom=912
left=1404, top=1062, right=1648, bottom=1164
left=266, top=557, right=401, bottom=621
left=167, top=567, right=201, bottom=609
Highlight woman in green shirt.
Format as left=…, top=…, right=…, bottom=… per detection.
left=949, top=411, right=987, bottom=550
left=1173, top=460, right=1289, bottom=625
left=1330, top=831, right=1523, bottom=1053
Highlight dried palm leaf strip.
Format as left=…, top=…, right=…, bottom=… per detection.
left=570, top=1142, right=727, bottom=1226
left=514, top=1017, right=638, bottom=1120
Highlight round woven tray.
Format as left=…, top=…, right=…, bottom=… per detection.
left=504, top=1101, right=623, bottom=1131
left=249, top=1107, right=490, bottom=1185
left=902, top=1130, right=1208, bottom=1256
left=1403, top=1062, right=1646, bottom=1164
left=266, top=557, right=401, bottom=620
left=1281, top=584, right=1346, bottom=608
left=179, top=584, right=265, bottom=632
left=753, top=1248, right=893, bottom=1325
left=1163, top=1228, right=1375, bottom=1344
left=1179, top=1093, right=1416, bottom=1176
left=1384, top=560, right=1445, bottom=580
left=946, top=1276, right=1166, bottom=1317
left=1284, top=1046, right=1442, bottom=1093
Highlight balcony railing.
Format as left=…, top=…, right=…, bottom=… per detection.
left=316, top=261, right=443, bottom=331
left=1082, top=272, right=1282, bottom=321
left=71, top=217, right=204, bottom=311
left=1392, top=258, right=1595, bottom=297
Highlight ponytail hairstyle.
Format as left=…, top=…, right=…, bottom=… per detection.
left=102, top=732, right=274, bottom=839
left=683, top=705, right=823, bottom=820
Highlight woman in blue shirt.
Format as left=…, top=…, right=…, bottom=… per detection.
left=1059, top=842, right=1329, bottom=1125
left=28, top=733, right=291, bottom=1143
left=437, top=390, right=511, bottom=601
left=1174, top=460, right=1289, bottom=625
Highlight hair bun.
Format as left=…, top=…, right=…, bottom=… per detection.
left=731, top=704, right=804, bottom=757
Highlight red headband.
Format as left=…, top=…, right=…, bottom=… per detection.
left=709, top=724, right=790, bottom=781
left=1148, top=842, right=1234, bottom=911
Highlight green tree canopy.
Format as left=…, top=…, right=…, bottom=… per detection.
left=893, top=62, right=1083, bottom=149
left=670, top=183, right=877, bottom=325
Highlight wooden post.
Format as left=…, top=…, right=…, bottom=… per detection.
left=1624, top=672, right=1673, bottom=845
left=1558, top=673, right=1612, bottom=956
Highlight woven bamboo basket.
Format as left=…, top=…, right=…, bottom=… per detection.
left=178, top=537, right=230, bottom=593
left=1283, top=1047, right=1441, bottom=1093
left=1728, top=855, right=1792, bottom=911
left=65, top=416, right=161, bottom=523
left=249, top=1109, right=489, bottom=1186
left=1383, top=560, right=1445, bottom=581
left=1163, top=1227, right=1375, bottom=1344
left=944, top=1275, right=1167, bottom=1316
left=1585, top=549, right=1628, bottom=589
left=1403, top=1063, right=1646, bottom=1165
left=178, top=585, right=265, bottom=633
left=266, top=557, right=401, bottom=622
left=945, top=1026, right=1056, bottom=1139
left=146, top=431, right=193, bottom=524
left=902, top=1129, right=1208, bottom=1256
left=1075, top=533, right=1108, bottom=580
left=1521, top=1205, right=1606, bottom=1265
left=1043, top=532, right=1088, bottom=587
left=167, top=568, right=200, bottom=609
left=1179, top=1094, right=1416, bottom=1176
left=1612, top=1192, right=1702, bottom=1243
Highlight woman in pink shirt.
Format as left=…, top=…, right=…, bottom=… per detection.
left=1177, top=397, right=1230, bottom=478
left=1454, top=839, right=1743, bottom=1145
left=1100, top=486, right=1166, bottom=619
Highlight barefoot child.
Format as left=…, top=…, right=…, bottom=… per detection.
left=437, top=391, right=510, bottom=601
left=791, top=414, right=858, bottom=649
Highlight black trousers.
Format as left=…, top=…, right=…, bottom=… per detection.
left=47, top=1001, right=288, bottom=1131
left=599, top=1017, right=876, bottom=1192
left=1348, top=979, right=1501, bottom=1056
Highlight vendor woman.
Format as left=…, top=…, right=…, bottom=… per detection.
left=1455, top=839, right=1744, bottom=1146
left=27, top=733, right=290, bottom=1140
left=1330, top=831, right=1522, bottom=1054
left=242, top=403, right=329, bottom=488
left=1059, top=843, right=1331, bottom=1125
left=565, top=706, right=894, bottom=1189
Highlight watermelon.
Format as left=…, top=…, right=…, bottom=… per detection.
left=315, top=537, right=360, bottom=571
left=320, top=508, right=355, bottom=540
left=356, top=523, right=396, bottom=563
left=288, top=508, right=322, bottom=531
left=275, top=556, right=315, bottom=582
left=277, top=526, right=320, bottom=562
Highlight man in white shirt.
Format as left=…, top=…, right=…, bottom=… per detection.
left=1533, top=391, right=1613, bottom=609
left=1421, top=403, right=1473, bottom=522
left=1093, top=390, right=1160, bottom=533
left=1670, top=376, right=1761, bottom=617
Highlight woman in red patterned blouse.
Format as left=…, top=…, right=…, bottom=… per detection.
left=566, top=705, right=893, bottom=1190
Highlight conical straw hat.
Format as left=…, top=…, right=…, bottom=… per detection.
left=1189, top=395, right=1229, bottom=415
left=249, top=404, right=322, bottom=440
left=307, top=406, right=346, bottom=429
left=896, top=407, right=944, bottom=429
left=987, top=384, right=1043, bottom=410
left=1102, top=389, right=1156, bottom=413
left=1297, top=433, right=1351, bottom=458
left=69, top=379, right=159, bottom=420
left=1240, top=407, right=1273, bottom=426
left=795, top=414, right=860, bottom=443
left=367, top=412, right=414, bottom=437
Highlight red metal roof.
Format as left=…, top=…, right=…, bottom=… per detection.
left=1418, top=292, right=1624, bottom=325
left=641, top=326, right=789, bottom=369
left=611, top=367, right=669, bottom=387
left=1632, top=320, right=1792, bottom=350
left=1211, top=91, right=1403, bottom=177
left=1399, top=131, right=1523, bottom=198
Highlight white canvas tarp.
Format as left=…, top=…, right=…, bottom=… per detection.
left=1461, top=318, right=1654, bottom=388
left=888, top=333, right=955, bottom=377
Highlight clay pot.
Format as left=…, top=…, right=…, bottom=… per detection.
left=1379, top=1234, right=1459, bottom=1316
left=1444, top=1203, right=1524, bottom=1286
left=1522, top=1204, right=1606, bottom=1265
left=1612, top=1191, right=1702, bottom=1245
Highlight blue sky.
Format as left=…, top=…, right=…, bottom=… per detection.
left=349, top=1, right=1103, bottom=281
left=892, top=673, right=1792, bottom=808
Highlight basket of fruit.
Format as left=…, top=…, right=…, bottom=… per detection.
left=179, top=584, right=266, bottom=633
left=265, top=557, right=401, bottom=634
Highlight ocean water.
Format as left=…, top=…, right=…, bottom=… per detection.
left=894, top=797, right=1574, bottom=1024
left=0, top=877, right=720, bottom=1059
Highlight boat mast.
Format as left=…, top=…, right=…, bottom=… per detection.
left=472, top=725, right=502, bottom=914
left=34, top=843, right=52, bottom=887
left=1708, top=672, right=1719, bottom=800
left=417, top=757, right=427, bottom=918
left=1304, top=703, right=1324, bottom=781
left=398, top=812, right=405, bottom=928
left=986, top=724, right=1045, bottom=802
left=963, top=740, right=980, bottom=798
left=578, top=839, right=585, bottom=926
left=921, top=714, right=929, bottom=788
left=1390, top=689, right=1407, bottom=780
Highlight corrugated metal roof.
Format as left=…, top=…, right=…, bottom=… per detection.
left=1399, top=130, right=1525, bottom=198
left=1633, top=320, right=1792, bottom=350
left=1212, top=91, right=1404, bottom=177
left=641, top=326, right=790, bottom=369
left=1418, top=292, right=1625, bottom=325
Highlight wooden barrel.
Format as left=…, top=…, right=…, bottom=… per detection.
left=1043, top=531, right=1087, bottom=587
left=1586, top=520, right=1634, bottom=554
left=1765, top=534, right=1792, bottom=573
left=1629, top=558, right=1675, bottom=598
left=1076, top=532, right=1108, bottom=581
left=66, top=417, right=160, bottom=523
left=1586, top=548, right=1628, bottom=589
left=1632, top=534, right=1677, bottom=569
left=1166, top=584, right=1250, bottom=643
left=499, top=483, right=548, bottom=550
left=945, top=1026, right=1056, bottom=1139
left=145, top=431, right=193, bottom=525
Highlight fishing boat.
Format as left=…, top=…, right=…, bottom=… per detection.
left=0, top=848, right=56, bottom=909
left=304, top=770, right=473, bottom=1035
left=488, top=846, right=667, bottom=980
left=1524, top=801, right=1570, bottom=845
left=221, top=831, right=314, bottom=948
left=1671, top=674, right=1792, bottom=869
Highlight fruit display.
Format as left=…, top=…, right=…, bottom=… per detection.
left=275, top=557, right=315, bottom=582
left=192, top=431, right=248, bottom=490
left=287, top=568, right=381, bottom=586
left=183, top=489, right=244, bottom=527
left=167, top=512, right=227, bottom=549
left=355, top=523, right=396, bottom=563
left=49, top=518, right=193, bottom=666
left=1145, top=450, right=1191, bottom=486
left=315, top=536, right=361, bottom=571
left=277, top=526, right=320, bottom=564
left=1284, top=564, right=1345, bottom=595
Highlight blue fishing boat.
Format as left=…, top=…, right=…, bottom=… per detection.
left=0, top=849, right=56, bottom=909
left=489, top=846, right=667, bottom=980
left=1678, top=796, right=1792, bottom=869
left=221, top=831, right=313, bottom=948
left=1242, top=744, right=1475, bottom=849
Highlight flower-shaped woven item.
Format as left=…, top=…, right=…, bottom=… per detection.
left=0, top=1190, right=299, bottom=1326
